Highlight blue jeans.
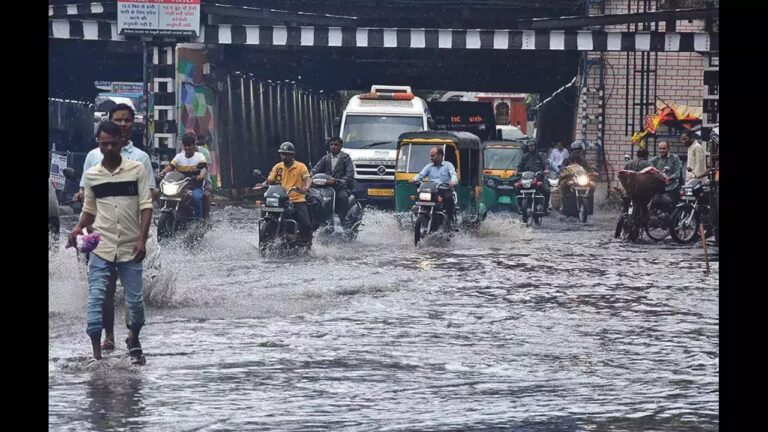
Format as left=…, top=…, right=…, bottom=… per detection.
left=86, top=253, right=145, bottom=338
left=191, top=187, right=204, bottom=219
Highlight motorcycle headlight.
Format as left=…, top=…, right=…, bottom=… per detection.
left=419, top=192, right=432, bottom=201
left=577, top=175, right=589, bottom=186
left=486, top=178, right=495, bottom=187
left=162, top=183, right=181, bottom=196
left=313, top=178, right=326, bottom=186
left=522, top=180, right=532, bottom=187
left=266, top=197, right=280, bottom=207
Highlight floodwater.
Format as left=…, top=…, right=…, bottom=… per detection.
left=49, top=203, right=718, bottom=431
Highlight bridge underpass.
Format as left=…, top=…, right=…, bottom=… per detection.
left=48, top=0, right=717, bottom=194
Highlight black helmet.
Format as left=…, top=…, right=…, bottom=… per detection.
left=278, top=142, right=295, bottom=154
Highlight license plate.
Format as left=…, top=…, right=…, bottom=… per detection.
left=416, top=201, right=435, bottom=206
left=497, top=185, right=514, bottom=189
left=261, top=206, right=284, bottom=213
left=628, top=207, right=633, bottom=214
left=368, top=188, right=394, bottom=197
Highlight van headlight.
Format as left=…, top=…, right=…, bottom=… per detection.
left=266, top=197, right=280, bottom=207
left=419, top=192, right=432, bottom=201
left=577, top=175, right=589, bottom=186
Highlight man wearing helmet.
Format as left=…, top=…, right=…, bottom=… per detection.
left=263, top=142, right=313, bottom=247
left=562, top=141, right=592, bottom=172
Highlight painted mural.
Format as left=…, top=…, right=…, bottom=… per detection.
left=177, top=47, right=219, bottom=189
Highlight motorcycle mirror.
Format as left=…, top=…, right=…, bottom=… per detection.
left=624, top=154, right=630, bottom=162
left=62, top=167, right=76, bottom=180
left=253, top=169, right=262, bottom=177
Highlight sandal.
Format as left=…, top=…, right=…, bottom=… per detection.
left=101, top=339, right=115, bottom=351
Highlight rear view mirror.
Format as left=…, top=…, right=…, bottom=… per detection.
left=62, top=167, right=76, bottom=180
left=253, top=169, right=262, bottom=177
left=624, top=154, right=630, bottom=162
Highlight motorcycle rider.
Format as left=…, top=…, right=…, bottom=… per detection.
left=517, top=141, right=551, bottom=214
left=562, top=141, right=593, bottom=172
left=260, top=142, right=313, bottom=248
left=409, top=146, right=458, bottom=229
left=648, top=141, right=682, bottom=205
left=310, top=137, right=355, bottom=224
left=159, top=133, right=208, bottom=220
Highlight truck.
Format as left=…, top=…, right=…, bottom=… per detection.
left=339, top=85, right=431, bottom=205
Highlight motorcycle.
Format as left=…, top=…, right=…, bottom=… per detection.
left=669, top=168, right=715, bottom=244
left=412, top=181, right=456, bottom=246
left=560, top=164, right=596, bottom=223
left=615, top=165, right=673, bottom=242
left=253, top=170, right=309, bottom=255
left=306, top=173, right=364, bottom=241
left=156, top=170, right=210, bottom=243
left=514, top=171, right=546, bottom=226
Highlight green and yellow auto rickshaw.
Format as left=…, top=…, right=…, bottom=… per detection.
left=394, top=131, right=487, bottom=244
left=480, top=140, right=526, bottom=212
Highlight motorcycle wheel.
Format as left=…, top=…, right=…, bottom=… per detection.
left=533, top=203, right=542, bottom=225
left=578, top=197, right=588, bottom=223
left=645, top=205, right=671, bottom=242
left=414, top=214, right=427, bottom=247
left=520, top=197, right=530, bottom=224
left=157, top=212, right=175, bottom=243
left=258, top=220, right=278, bottom=256
left=670, top=207, right=700, bottom=243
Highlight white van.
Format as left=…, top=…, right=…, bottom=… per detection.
left=339, top=85, right=430, bottom=204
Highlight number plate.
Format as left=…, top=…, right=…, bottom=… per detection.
left=261, top=206, right=284, bottom=213
left=368, top=188, right=394, bottom=197
left=416, top=201, right=435, bottom=206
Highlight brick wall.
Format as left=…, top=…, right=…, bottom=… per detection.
left=577, top=0, right=708, bottom=185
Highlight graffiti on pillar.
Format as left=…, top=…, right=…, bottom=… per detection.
left=177, top=47, right=219, bottom=188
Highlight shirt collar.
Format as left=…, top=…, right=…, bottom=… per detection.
left=122, top=141, right=134, bottom=153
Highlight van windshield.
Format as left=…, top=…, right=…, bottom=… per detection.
left=342, top=115, right=424, bottom=150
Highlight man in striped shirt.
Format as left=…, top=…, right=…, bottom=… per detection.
left=68, top=121, right=153, bottom=364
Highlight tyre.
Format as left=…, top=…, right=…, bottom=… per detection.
left=258, top=220, right=279, bottom=255
left=414, top=214, right=427, bottom=246
left=578, top=197, right=588, bottom=223
left=157, top=212, right=175, bottom=243
left=670, top=206, right=700, bottom=243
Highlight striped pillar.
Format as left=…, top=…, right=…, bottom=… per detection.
left=150, top=44, right=177, bottom=169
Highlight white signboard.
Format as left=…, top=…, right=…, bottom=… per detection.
left=118, top=0, right=201, bottom=37
left=50, top=153, right=68, bottom=190
left=95, top=81, right=144, bottom=94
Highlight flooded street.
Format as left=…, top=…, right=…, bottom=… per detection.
left=49, top=205, right=718, bottom=431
